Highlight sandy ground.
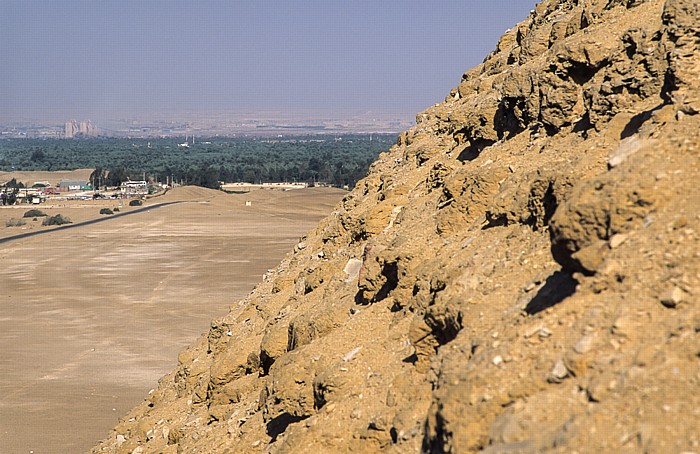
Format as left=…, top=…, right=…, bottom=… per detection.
left=0, top=169, right=94, bottom=187
left=0, top=186, right=346, bottom=453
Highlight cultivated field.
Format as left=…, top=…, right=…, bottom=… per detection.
left=0, top=185, right=345, bottom=453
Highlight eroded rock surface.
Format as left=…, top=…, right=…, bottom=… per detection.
left=94, top=1, right=699, bottom=452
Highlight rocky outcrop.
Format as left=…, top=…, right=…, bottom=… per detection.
left=94, top=1, right=699, bottom=452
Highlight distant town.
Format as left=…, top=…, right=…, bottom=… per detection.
left=0, top=112, right=414, bottom=139
left=0, top=176, right=317, bottom=207
left=0, top=178, right=151, bottom=205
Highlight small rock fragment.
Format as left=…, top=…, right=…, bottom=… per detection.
left=638, top=424, right=654, bottom=449
left=524, top=325, right=544, bottom=338
left=608, top=137, right=649, bottom=168
left=612, top=315, right=636, bottom=337
left=572, top=241, right=607, bottom=274
left=342, top=346, right=363, bottom=362
left=524, top=325, right=553, bottom=340
left=573, top=334, right=595, bottom=354
left=609, top=233, right=628, bottom=249
left=343, top=258, right=363, bottom=283
left=461, top=237, right=475, bottom=248
left=660, top=286, right=686, bottom=308
left=586, top=374, right=616, bottom=402
left=549, top=359, right=569, bottom=382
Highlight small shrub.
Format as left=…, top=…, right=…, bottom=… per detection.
left=129, top=199, right=143, bottom=207
left=100, top=208, right=113, bottom=215
left=6, top=218, right=26, bottom=227
left=23, top=209, right=47, bottom=218
left=42, top=214, right=72, bottom=226
left=113, top=207, right=120, bottom=212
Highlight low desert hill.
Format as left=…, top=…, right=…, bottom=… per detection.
left=94, top=0, right=699, bottom=452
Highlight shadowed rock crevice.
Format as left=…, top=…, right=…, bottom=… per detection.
left=495, top=97, right=529, bottom=139
left=524, top=271, right=578, bottom=315
left=425, top=303, right=463, bottom=346
left=620, top=106, right=657, bottom=138
left=456, top=139, right=497, bottom=162
left=566, top=60, right=603, bottom=85
left=375, top=261, right=399, bottom=302
left=266, top=413, right=307, bottom=441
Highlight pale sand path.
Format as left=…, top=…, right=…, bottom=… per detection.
left=0, top=187, right=345, bottom=453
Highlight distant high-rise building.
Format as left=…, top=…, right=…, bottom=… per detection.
left=65, top=120, right=77, bottom=138
left=65, top=119, right=96, bottom=138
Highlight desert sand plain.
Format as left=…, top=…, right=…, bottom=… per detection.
left=0, top=169, right=94, bottom=189
left=0, top=184, right=345, bottom=453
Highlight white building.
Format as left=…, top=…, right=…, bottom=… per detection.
left=120, top=180, right=148, bottom=197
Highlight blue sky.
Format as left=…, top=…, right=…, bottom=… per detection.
left=0, top=1, right=536, bottom=123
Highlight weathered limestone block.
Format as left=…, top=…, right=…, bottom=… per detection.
left=260, top=351, right=318, bottom=427
left=448, top=92, right=501, bottom=148
left=287, top=297, right=351, bottom=351
left=260, top=320, right=290, bottom=374
left=550, top=145, right=668, bottom=274
left=209, top=373, right=259, bottom=407
left=210, top=345, right=252, bottom=387
left=207, top=319, right=234, bottom=354
left=519, top=20, right=554, bottom=64
left=437, top=166, right=509, bottom=234
left=663, top=0, right=700, bottom=113
left=357, top=242, right=391, bottom=304
left=364, top=201, right=397, bottom=237
left=408, top=316, right=440, bottom=372
left=538, top=70, right=581, bottom=132
left=486, top=169, right=572, bottom=230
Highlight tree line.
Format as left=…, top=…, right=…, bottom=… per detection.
left=0, top=135, right=395, bottom=190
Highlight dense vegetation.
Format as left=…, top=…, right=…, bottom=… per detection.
left=0, top=135, right=395, bottom=189
left=23, top=209, right=47, bottom=218
left=42, top=214, right=72, bottom=226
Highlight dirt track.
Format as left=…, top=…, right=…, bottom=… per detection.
left=0, top=201, right=184, bottom=244
left=0, top=187, right=345, bottom=453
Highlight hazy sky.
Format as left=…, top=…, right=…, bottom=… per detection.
left=1, top=1, right=536, bottom=124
